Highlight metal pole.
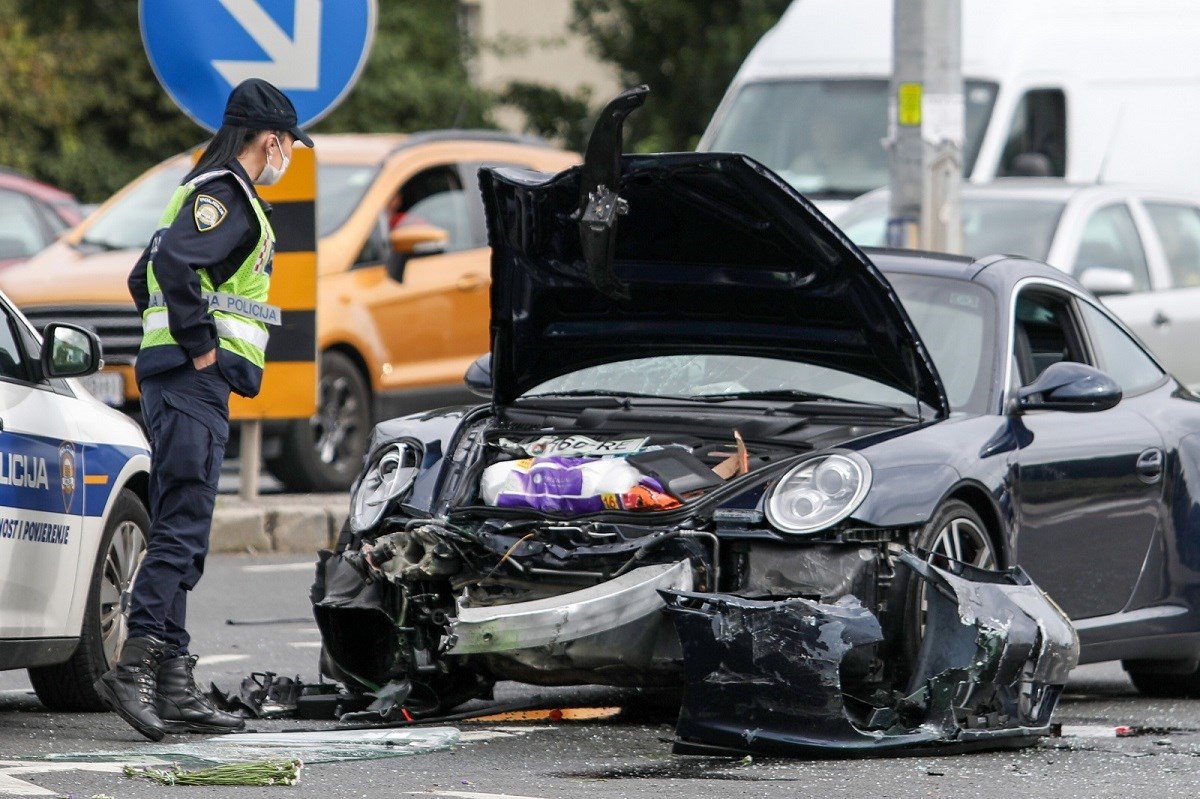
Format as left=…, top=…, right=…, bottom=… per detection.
left=887, top=0, right=963, bottom=254
left=238, top=419, right=262, bottom=501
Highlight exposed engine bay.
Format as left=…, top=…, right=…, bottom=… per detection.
left=311, top=407, right=1079, bottom=755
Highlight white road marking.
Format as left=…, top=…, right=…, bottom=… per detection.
left=0, top=762, right=149, bottom=796
left=407, top=792, right=550, bottom=799
left=288, top=641, right=322, bottom=648
left=195, top=653, right=251, bottom=666
left=241, top=561, right=315, bottom=573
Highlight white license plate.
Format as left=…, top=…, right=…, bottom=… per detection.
left=78, top=371, right=125, bottom=408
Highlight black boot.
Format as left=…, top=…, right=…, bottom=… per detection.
left=94, top=636, right=170, bottom=741
left=156, top=655, right=245, bottom=734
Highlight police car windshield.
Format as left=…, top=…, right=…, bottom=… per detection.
left=79, top=160, right=378, bottom=251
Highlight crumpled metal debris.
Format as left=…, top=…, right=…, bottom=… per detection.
left=663, top=551, right=1079, bottom=757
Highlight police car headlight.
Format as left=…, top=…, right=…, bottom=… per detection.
left=766, top=452, right=871, bottom=535
left=350, top=442, right=421, bottom=532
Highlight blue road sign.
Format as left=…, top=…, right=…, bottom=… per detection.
left=140, top=0, right=376, bottom=132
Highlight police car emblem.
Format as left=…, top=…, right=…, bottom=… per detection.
left=194, top=195, right=227, bottom=232
left=58, top=442, right=76, bottom=513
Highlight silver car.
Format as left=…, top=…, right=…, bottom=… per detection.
left=837, top=181, right=1200, bottom=390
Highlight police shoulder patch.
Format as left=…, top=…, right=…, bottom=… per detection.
left=194, top=195, right=228, bottom=232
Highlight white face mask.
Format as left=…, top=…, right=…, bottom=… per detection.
left=256, top=137, right=289, bottom=186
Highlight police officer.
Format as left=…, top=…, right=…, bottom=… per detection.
left=94, top=78, right=312, bottom=741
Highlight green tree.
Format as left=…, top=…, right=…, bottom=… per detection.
left=570, top=0, right=790, bottom=152
left=0, top=0, right=494, bottom=202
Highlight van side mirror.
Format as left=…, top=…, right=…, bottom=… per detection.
left=1016, top=361, right=1122, bottom=412
left=1079, top=267, right=1136, bottom=297
left=386, top=224, right=449, bottom=282
left=40, top=323, right=102, bottom=380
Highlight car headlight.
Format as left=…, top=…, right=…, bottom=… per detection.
left=349, top=441, right=421, bottom=532
left=766, top=452, right=871, bottom=534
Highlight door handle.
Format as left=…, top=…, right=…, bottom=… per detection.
left=456, top=273, right=485, bottom=291
left=1152, top=310, right=1171, bottom=328
left=1136, top=448, right=1163, bottom=483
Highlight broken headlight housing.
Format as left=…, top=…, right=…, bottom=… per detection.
left=349, top=441, right=421, bottom=532
left=766, top=452, right=871, bottom=534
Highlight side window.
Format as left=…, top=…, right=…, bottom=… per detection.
left=1073, top=204, right=1151, bottom=292
left=390, top=165, right=471, bottom=252
left=1013, top=291, right=1085, bottom=385
left=0, top=313, right=28, bottom=382
left=1080, top=302, right=1165, bottom=394
left=0, top=189, right=48, bottom=260
left=1145, top=202, right=1200, bottom=288
left=998, top=89, right=1066, bottom=178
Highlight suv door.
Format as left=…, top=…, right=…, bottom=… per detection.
left=0, top=306, right=88, bottom=642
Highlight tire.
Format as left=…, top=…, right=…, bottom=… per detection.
left=892, top=499, right=998, bottom=688
left=1123, top=661, right=1200, bottom=698
left=28, top=488, right=149, bottom=711
left=266, top=350, right=371, bottom=492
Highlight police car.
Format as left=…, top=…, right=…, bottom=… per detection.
left=0, top=291, right=150, bottom=711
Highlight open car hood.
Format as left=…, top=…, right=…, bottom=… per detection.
left=478, top=148, right=949, bottom=416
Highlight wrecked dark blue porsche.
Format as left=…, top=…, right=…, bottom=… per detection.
left=312, top=89, right=1200, bottom=756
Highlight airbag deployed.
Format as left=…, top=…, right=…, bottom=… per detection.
left=663, top=551, right=1079, bottom=757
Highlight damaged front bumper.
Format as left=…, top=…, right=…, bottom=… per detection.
left=664, top=551, right=1079, bottom=757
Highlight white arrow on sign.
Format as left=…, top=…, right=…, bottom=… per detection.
left=212, top=0, right=322, bottom=91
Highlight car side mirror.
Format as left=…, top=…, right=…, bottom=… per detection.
left=40, top=323, right=102, bottom=380
left=464, top=353, right=492, bottom=398
left=1008, top=152, right=1053, bottom=177
left=1078, top=267, right=1136, bottom=297
left=1016, top=361, right=1122, bottom=412
left=386, top=224, right=449, bottom=282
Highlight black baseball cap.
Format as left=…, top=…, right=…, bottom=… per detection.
left=221, top=78, right=314, bottom=147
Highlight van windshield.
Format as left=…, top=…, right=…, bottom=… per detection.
left=703, top=79, right=998, bottom=199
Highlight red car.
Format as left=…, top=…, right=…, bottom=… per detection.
left=0, top=168, right=84, bottom=268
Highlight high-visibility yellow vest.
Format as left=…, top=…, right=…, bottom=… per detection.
left=139, top=169, right=277, bottom=379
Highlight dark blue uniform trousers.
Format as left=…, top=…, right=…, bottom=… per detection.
left=127, top=362, right=230, bottom=655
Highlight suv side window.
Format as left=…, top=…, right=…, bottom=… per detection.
left=1073, top=204, right=1151, bottom=292
left=392, top=165, right=471, bottom=252
left=1079, top=302, right=1165, bottom=395
left=1144, top=202, right=1200, bottom=288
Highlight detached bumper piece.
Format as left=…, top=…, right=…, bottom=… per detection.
left=663, top=551, right=1079, bottom=757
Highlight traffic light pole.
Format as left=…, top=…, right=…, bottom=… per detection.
left=886, top=0, right=964, bottom=254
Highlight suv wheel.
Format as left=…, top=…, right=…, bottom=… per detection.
left=267, top=350, right=371, bottom=492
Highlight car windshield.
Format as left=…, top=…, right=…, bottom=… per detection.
left=837, top=195, right=1066, bottom=261
left=79, top=160, right=379, bottom=250
left=703, top=79, right=998, bottom=199
left=522, top=274, right=993, bottom=415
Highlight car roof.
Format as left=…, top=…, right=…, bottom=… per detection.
left=309, top=130, right=556, bottom=167
left=0, top=168, right=78, bottom=204
left=857, top=179, right=1200, bottom=206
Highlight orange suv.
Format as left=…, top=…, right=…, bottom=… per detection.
left=0, top=132, right=579, bottom=491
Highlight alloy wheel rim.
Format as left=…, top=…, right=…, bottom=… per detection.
left=929, top=516, right=995, bottom=569
left=312, top=374, right=364, bottom=468
left=100, top=519, right=147, bottom=666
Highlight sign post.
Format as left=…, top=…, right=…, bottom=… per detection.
left=139, top=0, right=377, bottom=497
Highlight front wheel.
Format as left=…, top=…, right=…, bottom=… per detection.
left=267, top=350, right=371, bottom=492
left=28, top=488, right=149, bottom=711
left=891, top=499, right=998, bottom=688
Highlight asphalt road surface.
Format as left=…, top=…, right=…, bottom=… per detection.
left=4, top=552, right=1200, bottom=798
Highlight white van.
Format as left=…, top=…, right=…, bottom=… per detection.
left=698, top=0, right=1200, bottom=214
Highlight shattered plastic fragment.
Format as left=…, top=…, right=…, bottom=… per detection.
left=663, top=551, right=1079, bottom=757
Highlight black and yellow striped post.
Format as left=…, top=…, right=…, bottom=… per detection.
left=231, top=146, right=317, bottom=422
left=214, top=146, right=317, bottom=498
